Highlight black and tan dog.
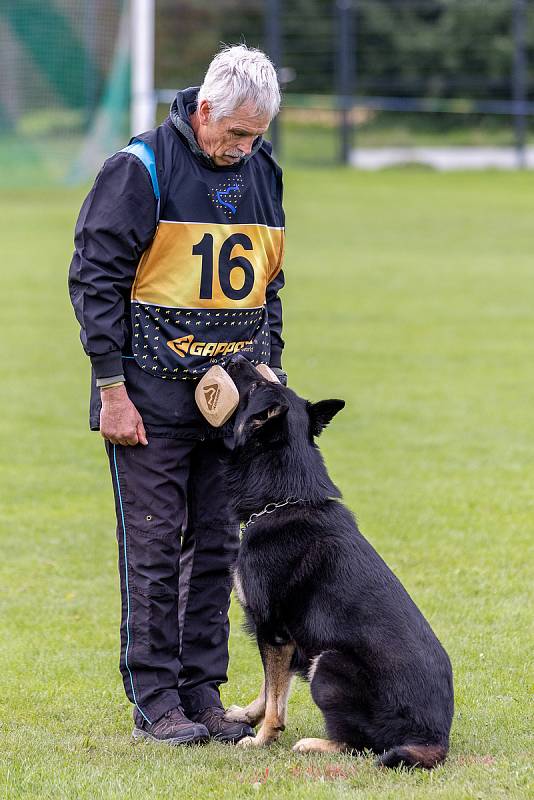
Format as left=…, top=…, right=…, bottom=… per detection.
left=223, top=354, right=454, bottom=769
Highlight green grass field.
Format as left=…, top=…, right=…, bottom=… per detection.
left=0, top=169, right=532, bottom=799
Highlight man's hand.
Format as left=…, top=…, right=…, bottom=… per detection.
left=271, top=367, right=287, bottom=386
left=100, top=384, right=148, bottom=446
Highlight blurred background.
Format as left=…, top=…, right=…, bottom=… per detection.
left=2, top=0, right=534, bottom=186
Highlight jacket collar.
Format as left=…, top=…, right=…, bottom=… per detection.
left=169, top=87, right=264, bottom=170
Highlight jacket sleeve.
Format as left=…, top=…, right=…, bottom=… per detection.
left=266, top=161, right=286, bottom=370
left=266, top=268, right=285, bottom=369
left=68, top=152, right=157, bottom=379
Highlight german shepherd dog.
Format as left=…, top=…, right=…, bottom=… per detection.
left=222, top=354, right=454, bottom=769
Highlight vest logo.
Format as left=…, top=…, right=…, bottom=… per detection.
left=203, top=383, right=220, bottom=411
left=167, top=334, right=194, bottom=357
left=167, top=335, right=253, bottom=358
left=209, top=174, right=244, bottom=219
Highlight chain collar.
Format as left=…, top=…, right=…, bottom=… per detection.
left=241, top=497, right=307, bottom=531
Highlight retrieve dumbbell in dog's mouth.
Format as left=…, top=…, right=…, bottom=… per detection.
left=219, top=353, right=454, bottom=768
left=195, top=360, right=279, bottom=427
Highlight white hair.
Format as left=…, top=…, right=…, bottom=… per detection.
left=197, top=45, right=281, bottom=121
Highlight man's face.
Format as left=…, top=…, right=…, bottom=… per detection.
left=196, top=99, right=271, bottom=167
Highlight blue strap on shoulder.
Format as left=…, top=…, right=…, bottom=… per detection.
left=121, top=139, right=160, bottom=222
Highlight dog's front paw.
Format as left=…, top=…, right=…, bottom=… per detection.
left=237, top=728, right=279, bottom=748
left=225, top=705, right=252, bottom=724
left=237, top=735, right=262, bottom=748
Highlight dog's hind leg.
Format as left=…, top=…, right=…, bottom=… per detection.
left=237, top=641, right=295, bottom=748
left=224, top=680, right=266, bottom=726
left=293, top=653, right=348, bottom=754
left=293, top=737, right=347, bottom=754
left=293, top=651, right=370, bottom=755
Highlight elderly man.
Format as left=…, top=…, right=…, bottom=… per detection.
left=69, top=45, right=286, bottom=745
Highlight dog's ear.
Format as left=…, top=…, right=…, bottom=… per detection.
left=249, top=399, right=289, bottom=432
left=308, top=399, right=345, bottom=436
left=230, top=397, right=290, bottom=450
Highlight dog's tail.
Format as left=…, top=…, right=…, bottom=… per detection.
left=376, top=742, right=448, bottom=770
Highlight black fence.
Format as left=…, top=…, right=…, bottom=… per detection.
left=155, top=0, right=534, bottom=167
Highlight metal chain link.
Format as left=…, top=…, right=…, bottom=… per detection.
left=241, top=497, right=305, bottom=531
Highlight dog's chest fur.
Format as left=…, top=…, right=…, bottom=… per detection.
left=232, top=566, right=248, bottom=607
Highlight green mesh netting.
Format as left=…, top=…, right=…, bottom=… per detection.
left=0, top=0, right=129, bottom=187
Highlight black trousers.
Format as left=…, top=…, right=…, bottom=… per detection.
left=105, top=436, right=239, bottom=725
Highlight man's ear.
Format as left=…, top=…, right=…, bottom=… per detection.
left=308, top=399, right=345, bottom=437
left=197, top=98, right=211, bottom=125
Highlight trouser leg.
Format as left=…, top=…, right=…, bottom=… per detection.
left=106, top=438, right=194, bottom=724
left=178, top=439, right=240, bottom=715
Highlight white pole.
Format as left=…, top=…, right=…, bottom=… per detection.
left=131, top=0, right=155, bottom=136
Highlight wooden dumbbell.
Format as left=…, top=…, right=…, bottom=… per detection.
left=195, top=365, right=239, bottom=427
left=255, top=363, right=279, bottom=382
left=195, top=362, right=280, bottom=427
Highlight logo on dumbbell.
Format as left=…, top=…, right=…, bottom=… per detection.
left=202, top=383, right=220, bottom=411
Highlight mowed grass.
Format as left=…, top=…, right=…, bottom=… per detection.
left=0, top=169, right=533, bottom=799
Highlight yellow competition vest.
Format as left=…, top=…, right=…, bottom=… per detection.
left=126, top=140, right=285, bottom=380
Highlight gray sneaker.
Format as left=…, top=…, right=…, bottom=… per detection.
left=132, top=706, right=209, bottom=745
left=189, top=705, right=255, bottom=743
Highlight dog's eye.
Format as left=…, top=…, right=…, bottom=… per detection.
left=248, top=382, right=258, bottom=394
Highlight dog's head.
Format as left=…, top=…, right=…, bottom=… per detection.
left=225, top=354, right=345, bottom=452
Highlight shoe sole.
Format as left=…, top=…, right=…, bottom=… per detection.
left=132, top=727, right=209, bottom=746
left=211, top=733, right=248, bottom=743
left=210, top=727, right=256, bottom=744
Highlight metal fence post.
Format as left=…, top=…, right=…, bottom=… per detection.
left=512, top=0, right=527, bottom=169
left=265, top=0, right=282, bottom=157
left=336, top=0, right=355, bottom=165
left=83, top=0, right=97, bottom=127
left=131, top=0, right=156, bottom=136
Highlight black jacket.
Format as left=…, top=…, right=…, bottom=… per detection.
left=69, top=88, right=285, bottom=436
